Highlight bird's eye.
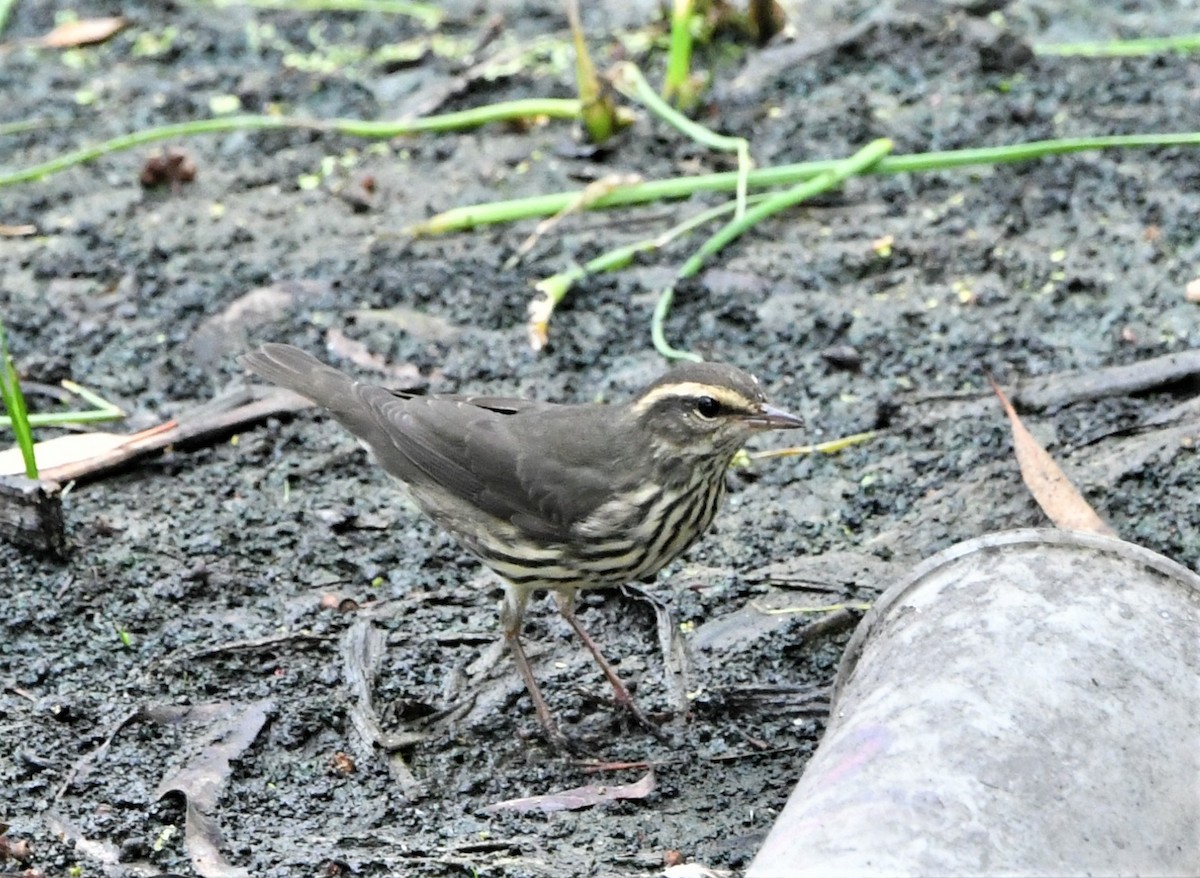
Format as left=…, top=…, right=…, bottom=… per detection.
left=695, top=396, right=721, bottom=418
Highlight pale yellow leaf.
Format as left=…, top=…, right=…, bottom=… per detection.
left=0, top=432, right=126, bottom=476
left=37, top=17, right=128, bottom=49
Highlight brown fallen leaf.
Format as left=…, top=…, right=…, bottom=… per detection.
left=481, top=771, right=655, bottom=814
left=155, top=700, right=273, bottom=878
left=991, top=378, right=1117, bottom=537
left=36, top=16, right=128, bottom=48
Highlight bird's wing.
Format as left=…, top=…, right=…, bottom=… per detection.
left=241, top=345, right=625, bottom=542
left=354, top=388, right=624, bottom=543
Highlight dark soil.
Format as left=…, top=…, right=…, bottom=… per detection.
left=2, top=1, right=1197, bottom=875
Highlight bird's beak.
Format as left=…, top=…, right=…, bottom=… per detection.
left=744, top=404, right=805, bottom=431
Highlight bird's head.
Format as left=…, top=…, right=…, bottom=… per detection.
left=630, top=362, right=804, bottom=463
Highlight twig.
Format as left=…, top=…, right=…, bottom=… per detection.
left=156, top=631, right=337, bottom=665
left=1013, top=348, right=1200, bottom=411
left=342, top=620, right=426, bottom=794
left=34, top=385, right=311, bottom=484
left=510, top=173, right=641, bottom=272
left=622, top=584, right=693, bottom=720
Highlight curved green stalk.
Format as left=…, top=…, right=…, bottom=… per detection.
left=651, top=286, right=701, bottom=362
left=651, top=138, right=894, bottom=361
left=612, top=62, right=751, bottom=218
left=532, top=194, right=771, bottom=350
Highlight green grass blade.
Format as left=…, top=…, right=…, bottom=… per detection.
left=0, top=323, right=38, bottom=479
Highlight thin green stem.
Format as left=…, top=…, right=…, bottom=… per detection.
left=1034, top=33, right=1200, bottom=57
left=565, top=0, right=616, bottom=143
left=198, top=0, right=442, bottom=28
left=2, top=410, right=124, bottom=427
left=0, top=380, right=125, bottom=428
left=0, top=118, right=55, bottom=137
left=60, top=380, right=124, bottom=417
left=0, top=100, right=582, bottom=187
left=414, top=131, right=1200, bottom=233
left=663, top=0, right=694, bottom=103
left=651, top=138, right=894, bottom=361
left=326, top=99, right=582, bottom=135
left=651, top=286, right=701, bottom=362
left=531, top=194, right=769, bottom=349
left=0, top=0, right=15, bottom=38
left=612, top=62, right=750, bottom=217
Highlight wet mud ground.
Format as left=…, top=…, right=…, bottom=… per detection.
left=2, top=0, right=1198, bottom=875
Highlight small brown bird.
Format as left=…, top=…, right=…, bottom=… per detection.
left=241, top=344, right=803, bottom=744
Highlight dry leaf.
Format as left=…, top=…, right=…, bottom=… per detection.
left=482, top=771, right=655, bottom=814
left=324, top=327, right=422, bottom=384
left=188, top=280, right=332, bottom=364
left=37, top=17, right=128, bottom=48
left=155, top=700, right=272, bottom=878
left=0, top=432, right=127, bottom=476
left=350, top=305, right=461, bottom=343
left=991, top=378, right=1117, bottom=537
left=0, top=224, right=38, bottom=237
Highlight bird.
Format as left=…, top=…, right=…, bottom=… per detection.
left=240, top=343, right=804, bottom=745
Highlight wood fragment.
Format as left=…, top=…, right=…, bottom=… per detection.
left=0, top=474, right=66, bottom=558
left=342, top=620, right=426, bottom=796
left=1013, top=349, right=1200, bottom=411
left=35, top=385, right=312, bottom=485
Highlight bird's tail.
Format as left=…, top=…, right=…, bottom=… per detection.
left=242, top=343, right=416, bottom=465
left=240, top=343, right=357, bottom=409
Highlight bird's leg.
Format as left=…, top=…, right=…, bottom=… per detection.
left=501, top=584, right=567, bottom=749
left=553, top=590, right=660, bottom=734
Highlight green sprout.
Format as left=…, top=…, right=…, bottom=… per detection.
left=0, top=322, right=38, bottom=479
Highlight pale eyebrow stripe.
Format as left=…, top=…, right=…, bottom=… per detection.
left=631, top=382, right=753, bottom=416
